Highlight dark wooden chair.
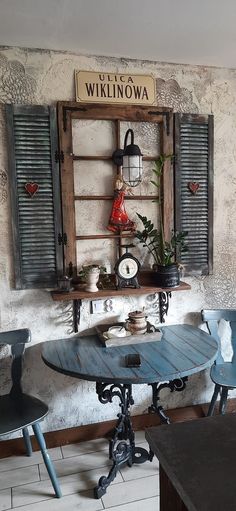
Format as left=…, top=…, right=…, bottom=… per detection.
left=202, top=309, right=236, bottom=416
left=0, top=328, right=62, bottom=498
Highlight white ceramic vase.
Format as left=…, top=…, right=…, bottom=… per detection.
left=85, top=267, right=100, bottom=292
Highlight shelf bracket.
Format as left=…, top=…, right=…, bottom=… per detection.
left=71, top=291, right=171, bottom=332
left=159, top=291, right=171, bottom=323
left=73, top=299, right=82, bottom=332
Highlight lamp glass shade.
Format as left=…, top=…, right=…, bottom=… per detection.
left=122, top=154, right=143, bottom=187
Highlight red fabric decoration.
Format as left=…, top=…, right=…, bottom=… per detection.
left=107, top=180, right=135, bottom=233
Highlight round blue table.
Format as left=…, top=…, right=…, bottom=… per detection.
left=42, top=324, right=218, bottom=498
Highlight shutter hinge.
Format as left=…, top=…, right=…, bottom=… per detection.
left=55, top=150, right=64, bottom=163
left=58, top=232, right=67, bottom=245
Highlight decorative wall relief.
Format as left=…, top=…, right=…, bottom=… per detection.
left=0, top=53, right=36, bottom=103
left=0, top=168, right=7, bottom=204
left=203, top=245, right=236, bottom=309
left=145, top=293, right=160, bottom=321
left=156, top=78, right=199, bottom=112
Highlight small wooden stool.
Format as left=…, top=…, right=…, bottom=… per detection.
left=146, top=414, right=236, bottom=511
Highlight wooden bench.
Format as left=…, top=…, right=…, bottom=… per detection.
left=146, top=414, right=236, bottom=511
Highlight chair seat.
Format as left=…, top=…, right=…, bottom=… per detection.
left=0, top=393, right=48, bottom=435
left=210, top=362, right=236, bottom=388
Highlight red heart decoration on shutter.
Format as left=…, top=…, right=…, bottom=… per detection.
left=25, top=182, right=39, bottom=197
left=188, top=182, right=199, bottom=195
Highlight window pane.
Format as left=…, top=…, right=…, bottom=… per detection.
left=76, top=238, right=117, bottom=270
left=72, top=119, right=116, bottom=156
left=74, top=160, right=114, bottom=195
left=120, top=121, right=161, bottom=157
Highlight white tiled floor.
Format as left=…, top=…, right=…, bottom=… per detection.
left=0, top=431, right=160, bottom=510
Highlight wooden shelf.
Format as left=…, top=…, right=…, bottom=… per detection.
left=51, top=277, right=191, bottom=332
left=51, top=281, right=191, bottom=302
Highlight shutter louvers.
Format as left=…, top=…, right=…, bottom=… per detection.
left=174, top=113, right=213, bottom=276
left=6, top=105, right=63, bottom=289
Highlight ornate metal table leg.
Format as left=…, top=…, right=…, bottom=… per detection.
left=159, top=292, right=171, bottom=323
left=148, top=378, right=188, bottom=424
left=94, top=382, right=152, bottom=498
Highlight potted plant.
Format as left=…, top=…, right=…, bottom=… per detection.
left=135, top=155, right=188, bottom=288
left=78, top=264, right=103, bottom=292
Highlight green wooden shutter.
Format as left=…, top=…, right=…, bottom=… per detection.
left=174, top=113, right=213, bottom=275
left=6, top=104, right=63, bottom=289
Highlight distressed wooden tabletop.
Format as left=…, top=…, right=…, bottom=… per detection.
left=42, top=324, right=218, bottom=384
left=146, top=414, right=236, bottom=511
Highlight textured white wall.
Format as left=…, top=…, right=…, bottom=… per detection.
left=0, top=47, right=236, bottom=435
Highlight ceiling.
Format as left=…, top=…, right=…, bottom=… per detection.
left=1, top=0, right=236, bottom=69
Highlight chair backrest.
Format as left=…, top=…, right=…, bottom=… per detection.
left=201, top=309, right=236, bottom=364
left=0, top=329, right=31, bottom=398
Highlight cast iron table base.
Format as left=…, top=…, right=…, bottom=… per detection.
left=94, top=382, right=154, bottom=498
left=94, top=377, right=188, bottom=498
left=148, top=377, right=188, bottom=424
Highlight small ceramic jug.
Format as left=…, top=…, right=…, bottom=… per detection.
left=125, top=310, right=147, bottom=335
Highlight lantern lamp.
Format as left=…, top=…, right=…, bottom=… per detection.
left=112, top=128, right=143, bottom=187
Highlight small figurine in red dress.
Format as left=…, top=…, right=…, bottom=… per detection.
left=107, top=176, right=136, bottom=233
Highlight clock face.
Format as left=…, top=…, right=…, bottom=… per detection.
left=118, top=257, right=139, bottom=279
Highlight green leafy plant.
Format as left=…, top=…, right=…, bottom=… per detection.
left=136, top=155, right=188, bottom=266
left=78, top=264, right=106, bottom=279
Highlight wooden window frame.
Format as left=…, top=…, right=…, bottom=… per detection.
left=57, top=102, right=173, bottom=274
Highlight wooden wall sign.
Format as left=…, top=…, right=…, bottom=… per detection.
left=75, top=70, right=156, bottom=105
